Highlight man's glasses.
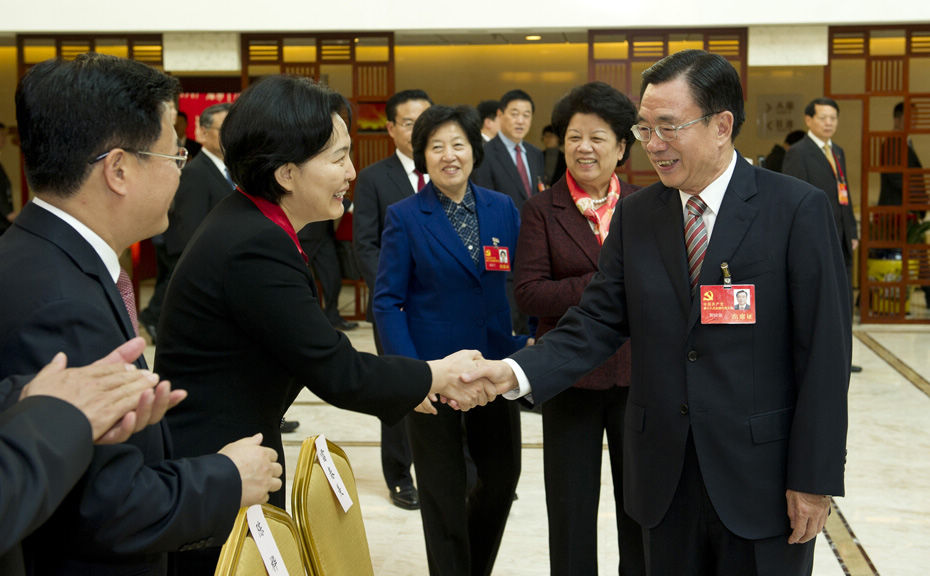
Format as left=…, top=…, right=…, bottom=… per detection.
left=631, top=112, right=720, bottom=143
left=90, top=147, right=189, bottom=171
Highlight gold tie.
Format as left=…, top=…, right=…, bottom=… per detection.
left=822, top=144, right=838, bottom=177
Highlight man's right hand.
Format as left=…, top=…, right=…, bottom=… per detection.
left=461, top=358, right=519, bottom=396
left=219, top=433, right=283, bottom=507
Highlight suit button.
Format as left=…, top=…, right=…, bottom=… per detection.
left=680, top=404, right=689, bottom=415
left=687, top=350, right=698, bottom=362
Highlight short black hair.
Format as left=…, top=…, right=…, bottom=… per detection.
left=411, top=105, right=484, bottom=175
left=550, top=81, right=637, bottom=167
left=477, top=100, right=499, bottom=122
left=893, top=101, right=905, bottom=118
left=15, top=52, right=180, bottom=197
left=736, top=290, right=748, bottom=297
left=200, top=103, right=232, bottom=128
left=542, top=124, right=556, bottom=136
left=177, top=111, right=189, bottom=122
left=785, top=130, right=806, bottom=146
left=386, top=89, right=432, bottom=123
left=499, top=89, right=535, bottom=114
left=640, top=49, right=746, bottom=141
left=804, top=97, right=839, bottom=117
left=221, top=75, right=351, bottom=204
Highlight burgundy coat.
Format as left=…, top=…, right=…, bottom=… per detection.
left=514, top=174, right=640, bottom=390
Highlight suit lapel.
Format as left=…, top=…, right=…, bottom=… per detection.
left=687, top=157, right=760, bottom=331
left=552, top=185, right=600, bottom=268
left=16, top=203, right=139, bottom=343
left=652, top=187, right=691, bottom=319
left=491, top=137, right=528, bottom=202
left=386, top=155, right=416, bottom=199
left=418, top=186, right=481, bottom=279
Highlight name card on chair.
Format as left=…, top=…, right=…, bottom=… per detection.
left=316, top=434, right=354, bottom=513
left=246, top=505, right=290, bottom=576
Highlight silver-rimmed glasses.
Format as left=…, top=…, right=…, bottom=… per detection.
left=90, top=147, right=189, bottom=170
left=631, top=112, right=720, bottom=143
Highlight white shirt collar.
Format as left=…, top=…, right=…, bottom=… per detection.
left=806, top=130, right=831, bottom=149
left=32, top=197, right=121, bottom=283
left=677, top=149, right=738, bottom=240
left=497, top=131, right=521, bottom=151
left=200, top=147, right=227, bottom=175
left=395, top=150, right=417, bottom=174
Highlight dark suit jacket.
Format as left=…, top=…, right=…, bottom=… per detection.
left=353, top=154, right=416, bottom=321
left=373, top=182, right=527, bottom=361
left=783, top=135, right=858, bottom=266
left=164, top=152, right=234, bottom=257
left=879, top=140, right=924, bottom=206
left=157, top=191, right=431, bottom=510
left=509, top=155, right=850, bottom=540
left=0, top=397, right=93, bottom=575
left=514, top=175, right=639, bottom=390
left=472, top=135, right=545, bottom=212
left=182, top=138, right=202, bottom=159
left=0, top=202, right=240, bottom=575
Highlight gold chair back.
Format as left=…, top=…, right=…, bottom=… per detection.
left=291, top=435, right=374, bottom=576
left=214, top=503, right=310, bottom=576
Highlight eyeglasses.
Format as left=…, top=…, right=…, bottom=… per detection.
left=631, top=112, right=720, bottom=143
left=90, top=147, right=189, bottom=170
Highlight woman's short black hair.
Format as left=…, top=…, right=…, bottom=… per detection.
left=550, top=81, right=637, bottom=167
left=411, top=105, right=484, bottom=175
left=222, top=75, right=351, bottom=203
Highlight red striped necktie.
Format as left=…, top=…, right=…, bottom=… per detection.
left=117, top=268, right=139, bottom=336
left=685, top=195, right=709, bottom=292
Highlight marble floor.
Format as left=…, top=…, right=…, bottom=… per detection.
left=140, top=283, right=930, bottom=575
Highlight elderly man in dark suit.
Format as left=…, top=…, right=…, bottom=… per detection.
left=472, top=89, right=545, bottom=336
left=0, top=53, right=282, bottom=576
left=139, top=102, right=233, bottom=343
left=467, top=50, right=850, bottom=576
left=783, top=97, right=861, bottom=372
left=353, top=88, right=433, bottom=510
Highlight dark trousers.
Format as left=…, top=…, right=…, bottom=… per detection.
left=407, top=400, right=521, bottom=576
left=372, top=324, right=415, bottom=490
left=542, top=386, right=645, bottom=576
left=644, top=433, right=815, bottom=576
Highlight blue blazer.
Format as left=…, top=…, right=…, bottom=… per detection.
left=374, top=182, right=527, bottom=361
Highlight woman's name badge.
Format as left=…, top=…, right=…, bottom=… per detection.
left=700, top=284, right=756, bottom=324
left=484, top=246, right=511, bottom=271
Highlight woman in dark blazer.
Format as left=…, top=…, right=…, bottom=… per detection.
left=374, top=105, right=527, bottom=576
left=155, top=77, right=489, bottom=575
left=514, top=82, right=645, bottom=576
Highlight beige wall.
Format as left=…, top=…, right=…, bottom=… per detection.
left=396, top=44, right=587, bottom=148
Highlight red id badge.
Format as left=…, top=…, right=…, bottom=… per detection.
left=700, top=284, right=756, bottom=324
left=484, top=246, right=511, bottom=271
left=837, top=182, right=849, bottom=205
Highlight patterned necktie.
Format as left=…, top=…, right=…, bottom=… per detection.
left=414, top=169, right=426, bottom=192
left=117, top=268, right=139, bottom=336
left=224, top=166, right=236, bottom=190
left=514, top=144, right=531, bottom=197
left=685, top=195, right=709, bottom=292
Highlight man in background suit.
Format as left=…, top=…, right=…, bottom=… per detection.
left=353, top=88, right=432, bottom=510
left=783, top=97, right=861, bottom=372
left=174, top=111, right=201, bottom=158
left=472, top=89, right=544, bottom=335
left=466, top=50, right=850, bottom=576
left=140, top=103, right=233, bottom=344
left=477, top=99, right=500, bottom=142
left=0, top=53, right=281, bottom=575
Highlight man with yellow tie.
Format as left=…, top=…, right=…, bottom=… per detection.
left=783, top=97, right=861, bottom=371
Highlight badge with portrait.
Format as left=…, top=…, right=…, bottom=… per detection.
left=837, top=182, right=850, bottom=206
left=700, top=284, right=756, bottom=324
left=483, top=246, right=511, bottom=271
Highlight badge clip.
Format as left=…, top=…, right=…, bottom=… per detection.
left=720, top=261, right=732, bottom=288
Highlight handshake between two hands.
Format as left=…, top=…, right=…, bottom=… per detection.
left=420, top=350, right=520, bottom=415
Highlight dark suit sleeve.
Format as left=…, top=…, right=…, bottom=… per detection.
left=352, top=169, right=382, bottom=289
left=371, top=206, right=420, bottom=360
left=165, top=164, right=214, bottom=256
left=514, top=198, right=595, bottom=318
left=223, top=225, right=430, bottom=423
left=2, top=298, right=241, bottom=555
left=785, top=188, right=851, bottom=495
left=0, top=374, right=32, bottom=411
left=509, top=198, right=631, bottom=404
left=0, top=396, right=93, bottom=555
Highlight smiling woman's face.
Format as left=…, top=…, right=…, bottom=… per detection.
left=278, top=114, right=356, bottom=229
left=425, top=121, right=474, bottom=201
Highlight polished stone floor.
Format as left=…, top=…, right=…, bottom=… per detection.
left=141, top=283, right=930, bottom=575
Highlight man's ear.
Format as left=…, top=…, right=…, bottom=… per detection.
left=101, top=149, right=132, bottom=197
left=274, top=163, right=295, bottom=193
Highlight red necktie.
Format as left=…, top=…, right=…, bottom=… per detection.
left=414, top=169, right=426, bottom=192
left=117, top=268, right=139, bottom=336
left=514, top=144, right=531, bottom=197
left=685, top=196, right=709, bottom=292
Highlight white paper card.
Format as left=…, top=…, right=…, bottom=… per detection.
left=246, top=505, right=290, bottom=576
left=315, top=434, right=354, bottom=513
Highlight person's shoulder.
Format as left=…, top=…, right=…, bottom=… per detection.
left=358, top=155, right=400, bottom=178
